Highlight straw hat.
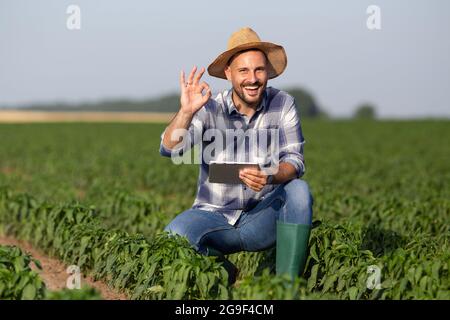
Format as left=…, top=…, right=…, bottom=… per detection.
left=207, top=27, right=287, bottom=80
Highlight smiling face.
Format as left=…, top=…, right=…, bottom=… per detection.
left=224, top=49, right=269, bottom=108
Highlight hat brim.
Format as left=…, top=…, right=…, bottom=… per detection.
left=207, top=42, right=287, bottom=80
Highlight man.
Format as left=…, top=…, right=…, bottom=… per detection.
left=159, top=27, right=313, bottom=280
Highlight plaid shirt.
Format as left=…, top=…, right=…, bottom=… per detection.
left=160, top=87, right=306, bottom=225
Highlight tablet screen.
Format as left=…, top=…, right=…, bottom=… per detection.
left=208, top=161, right=260, bottom=184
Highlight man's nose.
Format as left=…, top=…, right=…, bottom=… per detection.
left=248, top=72, right=258, bottom=84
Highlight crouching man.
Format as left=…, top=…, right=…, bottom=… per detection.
left=159, top=27, right=313, bottom=281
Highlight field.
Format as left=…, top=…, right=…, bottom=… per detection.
left=0, top=120, right=449, bottom=299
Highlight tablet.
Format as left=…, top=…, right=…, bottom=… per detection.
left=208, top=161, right=260, bottom=184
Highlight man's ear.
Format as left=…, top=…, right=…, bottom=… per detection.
left=224, top=66, right=231, bottom=81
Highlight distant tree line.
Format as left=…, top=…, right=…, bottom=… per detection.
left=284, top=87, right=327, bottom=119
left=19, top=95, right=182, bottom=113
left=5, top=87, right=377, bottom=119
left=8, top=88, right=377, bottom=119
left=353, top=103, right=377, bottom=119
left=9, top=87, right=328, bottom=118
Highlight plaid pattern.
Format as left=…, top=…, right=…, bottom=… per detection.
left=160, top=87, right=306, bottom=225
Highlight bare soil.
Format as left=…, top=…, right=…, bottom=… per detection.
left=0, top=235, right=128, bottom=300
left=0, top=111, right=174, bottom=123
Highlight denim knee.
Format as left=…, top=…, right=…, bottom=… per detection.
left=164, top=210, right=236, bottom=254
left=282, top=179, right=313, bottom=225
left=164, top=220, right=182, bottom=236
left=164, top=219, right=199, bottom=248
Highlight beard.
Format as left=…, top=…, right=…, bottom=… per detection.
left=233, top=81, right=266, bottom=107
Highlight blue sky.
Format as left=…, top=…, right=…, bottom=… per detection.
left=1, top=0, right=449, bottom=118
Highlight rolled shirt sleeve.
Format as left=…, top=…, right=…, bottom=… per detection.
left=159, top=108, right=206, bottom=158
left=278, top=98, right=306, bottom=178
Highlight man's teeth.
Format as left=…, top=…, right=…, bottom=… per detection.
left=245, top=86, right=259, bottom=89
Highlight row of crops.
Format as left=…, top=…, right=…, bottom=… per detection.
left=0, top=244, right=100, bottom=299
left=0, top=121, right=449, bottom=299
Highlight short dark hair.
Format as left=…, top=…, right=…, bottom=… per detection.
left=226, top=48, right=268, bottom=67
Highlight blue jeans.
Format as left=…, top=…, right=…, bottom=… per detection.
left=164, top=179, right=313, bottom=255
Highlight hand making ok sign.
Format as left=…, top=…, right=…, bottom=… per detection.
left=179, top=66, right=212, bottom=116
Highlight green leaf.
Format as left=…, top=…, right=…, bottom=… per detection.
left=419, top=276, right=428, bottom=292
left=307, top=264, right=319, bottom=290
left=310, top=244, right=319, bottom=262
left=337, top=275, right=346, bottom=292
left=414, top=266, right=423, bottom=284
left=32, top=258, right=42, bottom=270
left=348, top=287, right=358, bottom=300
left=322, top=274, right=337, bottom=293
left=21, top=284, right=36, bottom=300
left=432, top=261, right=441, bottom=280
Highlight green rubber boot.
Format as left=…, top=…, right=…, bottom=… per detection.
left=276, top=221, right=311, bottom=280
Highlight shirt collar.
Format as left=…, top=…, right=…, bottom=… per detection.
left=225, top=88, right=268, bottom=116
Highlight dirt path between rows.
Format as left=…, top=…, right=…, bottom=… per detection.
left=0, top=235, right=128, bottom=300
left=0, top=111, right=174, bottom=123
